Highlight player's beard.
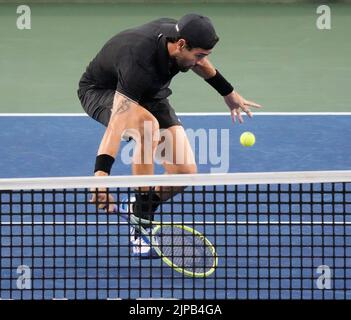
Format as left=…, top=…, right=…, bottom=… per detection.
left=179, top=66, right=191, bottom=72
left=174, top=56, right=194, bottom=72
left=179, top=66, right=192, bottom=72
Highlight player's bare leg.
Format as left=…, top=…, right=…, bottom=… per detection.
left=156, top=125, right=197, bottom=200
left=92, top=93, right=159, bottom=210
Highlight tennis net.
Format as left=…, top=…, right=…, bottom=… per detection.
left=0, top=170, right=350, bottom=300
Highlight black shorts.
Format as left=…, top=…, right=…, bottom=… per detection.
left=77, top=86, right=181, bottom=129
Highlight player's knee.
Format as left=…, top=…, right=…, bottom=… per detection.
left=186, top=164, right=198, bottom=174
left=138, top=115, right=159, bottom=138
left=123, top=113, right=159, bottom=143
left=173, top=164, right=198, bottom=175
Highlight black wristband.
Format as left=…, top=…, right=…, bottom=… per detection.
left=94, top=154, right=115, bottom=175
left=205, top=70, right=234, bottom=96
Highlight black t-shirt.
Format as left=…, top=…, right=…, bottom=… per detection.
left=79, top=18, right=180, bottom=104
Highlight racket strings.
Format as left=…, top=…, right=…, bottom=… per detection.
left=154, top=225, right=215, bottom=274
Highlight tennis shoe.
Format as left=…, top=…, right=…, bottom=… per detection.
left=130, top=227, right=160, bottom=259
left=118, top=195, right=160, bottom=259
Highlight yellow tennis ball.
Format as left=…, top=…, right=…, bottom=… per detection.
left=240, top=132, right=256, bottom=147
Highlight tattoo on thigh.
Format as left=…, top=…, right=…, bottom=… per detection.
left=113, top=98, right=131, bottom=115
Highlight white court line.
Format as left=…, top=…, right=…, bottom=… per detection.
left=0, top=112, right=351, bottom=117
left=0, top=221, right=349, bottom=225
left=177, top=112, right=351, bottom=116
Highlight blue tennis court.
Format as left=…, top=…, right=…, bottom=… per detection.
left=0, top=113, right=350, bottom=177
left=0, top=114, right=350, bottom=300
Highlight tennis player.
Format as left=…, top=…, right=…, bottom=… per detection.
left=78, top=13, right=261, bottom=257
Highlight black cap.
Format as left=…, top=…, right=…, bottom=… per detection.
left=163, top=13, right=219, bottom=50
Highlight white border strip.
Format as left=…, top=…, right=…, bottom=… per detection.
left=0, top=171, right=351, bottom=190
left=0, top=112, right=350, bottom=117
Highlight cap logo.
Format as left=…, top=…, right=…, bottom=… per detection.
left=175, top=24, right=179, bottom=32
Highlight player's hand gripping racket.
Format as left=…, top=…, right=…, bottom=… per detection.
left=116, top=206, right=218, bottom=278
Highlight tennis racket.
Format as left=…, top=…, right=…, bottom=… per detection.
left=119, top=211, right=218, bottom=278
